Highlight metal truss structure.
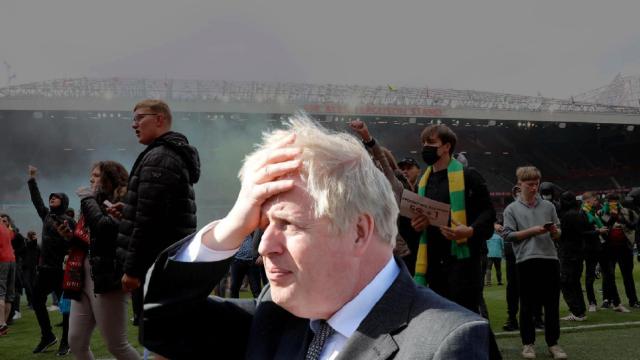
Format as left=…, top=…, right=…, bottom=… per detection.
left=1, top=77, right=639, bottom=115
left=574, top=74, right=640, bottom=108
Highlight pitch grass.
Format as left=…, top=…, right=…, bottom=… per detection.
left=2, top=264, right=640, bottom=359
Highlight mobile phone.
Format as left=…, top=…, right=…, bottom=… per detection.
left=103, top=200, right=114, bottom=207
left=543, top=222, right=554, bottom=229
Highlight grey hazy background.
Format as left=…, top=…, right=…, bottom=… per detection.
left=2, top=0, right=640, bottom=98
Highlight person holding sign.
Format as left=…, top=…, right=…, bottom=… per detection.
left=410, top=124, right=495, bottom=314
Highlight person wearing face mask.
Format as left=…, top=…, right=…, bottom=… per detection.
left=540, top=182, right=562, bottom=215
left=410, top=124, right=495, bottom=313
left=408, top=124, right=499, bottom=358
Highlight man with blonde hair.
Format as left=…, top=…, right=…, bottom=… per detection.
left=142, top=115, right=490, bottom=359
left=502, top=166, right=566, bottom=359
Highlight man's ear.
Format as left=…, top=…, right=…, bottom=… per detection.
left=442, top=142, right=451, bottom=155
left=353, top=213, right=375, bottom=256
left=154, top=114, right=165, bottom=128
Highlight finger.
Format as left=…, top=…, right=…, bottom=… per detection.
left=267, top=132, right=297, bottom=150
left=253, top=179, right=296, bottom=202
left=439, top=227, right=453, bottom=239
left=255, top=159, right=302, bottom=185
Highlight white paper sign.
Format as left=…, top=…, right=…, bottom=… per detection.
left=399, top=189, right=451, bottom=227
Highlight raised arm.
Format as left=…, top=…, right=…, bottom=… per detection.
left=27, top=165, right=49, bottom=220
left=349, top=119, right=404, bottom=203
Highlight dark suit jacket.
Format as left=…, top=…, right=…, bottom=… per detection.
left=142, top=234, right=490, bottom=360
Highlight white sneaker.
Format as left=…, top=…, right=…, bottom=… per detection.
left=47, top=305, right=59, bottom=312
left=614, top=304, right=631, bottom=313
left=548, top=345, right=568, bottom=359
left=12, top=311, right=21, bottom=320
left=588, top=304, right=597, bottom=312
left=561, top=313, right=586, bottom=321
left=522, top=344, right=536, bottom=359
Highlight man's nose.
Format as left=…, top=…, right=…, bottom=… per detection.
left=258, top=224, right=284, bottom=257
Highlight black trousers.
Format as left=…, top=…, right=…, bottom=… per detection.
left=32, top=266, right=64, bottom=339
left=604, top=245, right=638, bottom=306
left=10, top=262, right=24, bottom=314
left=517, top=259, right=560, bottom=346
left=504, top=243, right=519, bottom=319
left=229, top=259, right=262, bottom=298
left=428, top=257, right=483, bottom=313
left=485, top=257, right=502, bottom=284
left=560, top=258, right=586, bottom=316
left=584, top=250, right=600, bottom=305
left=22, top=266, right=37, bottom=306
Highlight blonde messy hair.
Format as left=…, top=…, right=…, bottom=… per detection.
left=239, top=114, right=398, bottom=245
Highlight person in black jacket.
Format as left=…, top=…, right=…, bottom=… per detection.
left=408, top=124, right=500, bottom=359
left=27, top=165, right=75, bottom=354
left=409, top=124, right=496, bottom=313
left=113, top=99, right=200, bottom=326
left=557, top=191, right=589, bottom=321
left=65, top=160, right=140, bottom=359
left=23, top=231, right=39, bottom=309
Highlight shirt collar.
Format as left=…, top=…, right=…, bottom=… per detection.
left=518, top=194, right=541, bottom=208
left=310, top=256, right=400, bottom=338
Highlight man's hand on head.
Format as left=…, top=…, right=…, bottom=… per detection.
left=208, top=132, right=301, bottom=250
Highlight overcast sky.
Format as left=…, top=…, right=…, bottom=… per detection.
left=2, top=0, right=639, bottom=99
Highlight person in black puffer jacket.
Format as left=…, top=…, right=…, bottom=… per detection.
left=67, top=160, right=140, bottom=360
left=114, top=99, right=200, bottom=326
left=27, top=165, right=75, bottom=354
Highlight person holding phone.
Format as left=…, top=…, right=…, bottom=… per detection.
left=60, top=161, right=140, bottom=360
left=502, top=166, right=566, bottom=360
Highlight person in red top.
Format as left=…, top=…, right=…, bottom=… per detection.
left=0, top=216, right=17, bottom=336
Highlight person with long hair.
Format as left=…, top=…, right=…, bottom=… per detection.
left=65, top=161, right=140, bottom=360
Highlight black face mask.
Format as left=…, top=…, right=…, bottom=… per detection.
left=421, top=145, right=440, bottom=165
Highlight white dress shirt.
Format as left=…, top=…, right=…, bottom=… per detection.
left=173, top=221, right=239, bottom=262
left=311, top=256, right=400, bottom=360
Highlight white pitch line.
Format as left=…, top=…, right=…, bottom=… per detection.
left=495, top=321, right=640, bottom=337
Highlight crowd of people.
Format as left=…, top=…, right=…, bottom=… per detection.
left=0, top=99, right=638, bottom=360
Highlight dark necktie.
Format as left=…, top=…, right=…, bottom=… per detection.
left=305, top=320, right=335, bottom=360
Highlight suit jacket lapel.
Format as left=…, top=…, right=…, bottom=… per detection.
left=248, top=286, right=311, bottom=360
left=336, top=258, right=416, bottom=360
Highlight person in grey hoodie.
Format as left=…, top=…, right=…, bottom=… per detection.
left=502, top=166, right=566, bottom=360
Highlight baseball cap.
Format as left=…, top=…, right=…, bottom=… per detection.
left=398, top=157, right=420, bottom=168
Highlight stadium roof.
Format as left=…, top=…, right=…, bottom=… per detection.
left=574, top=74, right=640, bottom=108
left=1, top=77, right=639, bottom=125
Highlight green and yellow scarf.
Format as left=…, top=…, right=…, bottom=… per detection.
left=414, top=158, right=470, bottom=286
left=582, top=202, right=604, bottom=228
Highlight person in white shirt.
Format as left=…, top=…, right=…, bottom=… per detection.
left=142, top=114, right=490, bottom=360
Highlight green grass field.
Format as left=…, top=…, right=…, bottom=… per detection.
left=2, top=263, right=640, bottom=359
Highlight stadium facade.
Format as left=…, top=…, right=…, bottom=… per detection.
left=1, top=77, right=639, bottom=227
